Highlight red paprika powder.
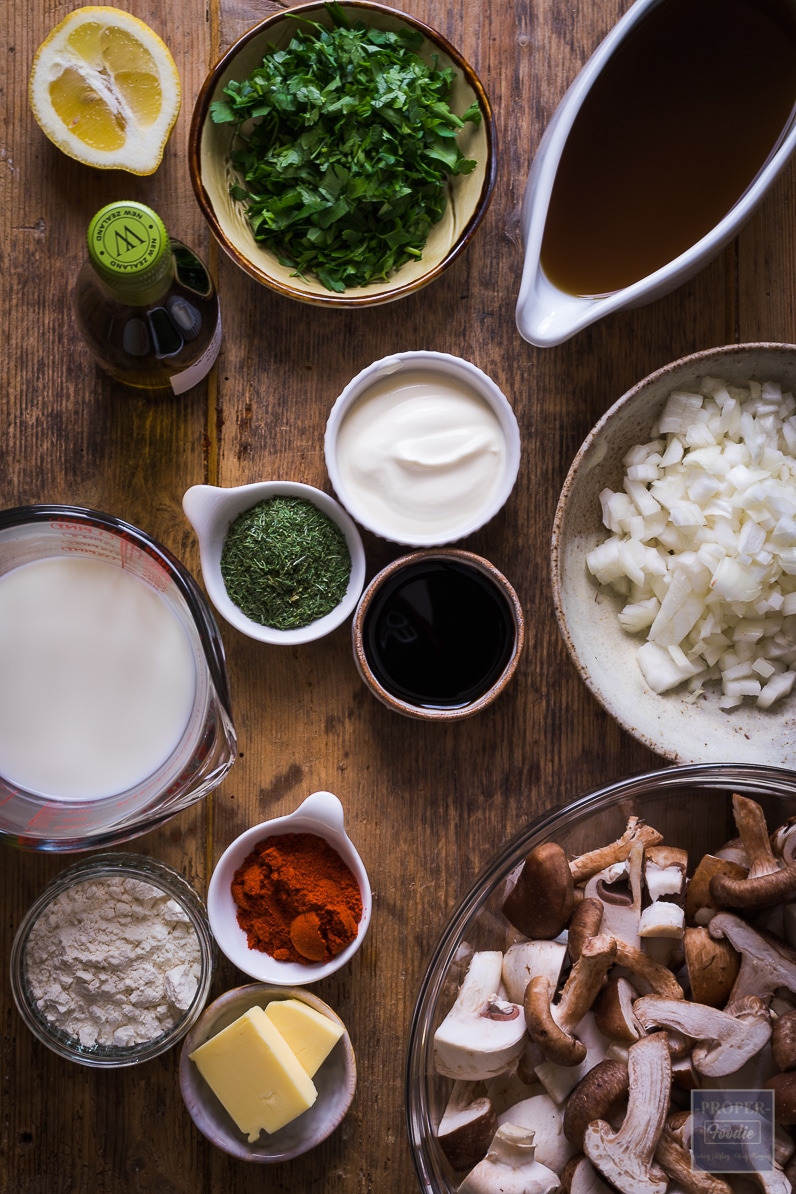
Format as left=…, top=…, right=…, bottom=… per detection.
left=231, top=832, right=363, bottom=964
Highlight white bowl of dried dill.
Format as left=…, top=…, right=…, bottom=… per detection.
left=182, top=481, right=366, bottom=644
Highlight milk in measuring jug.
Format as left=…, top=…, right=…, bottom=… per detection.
left=0, top=556, right=196, bottom=800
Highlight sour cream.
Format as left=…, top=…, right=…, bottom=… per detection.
left=333, top=369, right=508, bottom=542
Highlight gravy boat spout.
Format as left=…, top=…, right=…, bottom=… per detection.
left=516, top=0, right=796, bottom=348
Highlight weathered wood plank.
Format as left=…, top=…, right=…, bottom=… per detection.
left=2, top=0, right=793, bottom=1190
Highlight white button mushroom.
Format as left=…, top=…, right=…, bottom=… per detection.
left=457, top=1123, right=560, bottom=1194
left=496, top=1092, right=576, bottom=1172
left=434, top=951, right=527, bottom=1081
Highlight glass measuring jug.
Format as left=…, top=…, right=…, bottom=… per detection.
left=0, top=505, right=237, bottom=851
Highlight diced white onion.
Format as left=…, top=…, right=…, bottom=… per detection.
left=586, top=376, right=796, bottom=710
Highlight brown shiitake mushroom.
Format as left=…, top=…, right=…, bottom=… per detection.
left=502, top=842, right=575, bottom=940
left=682, top=925, right=740, bottom=1008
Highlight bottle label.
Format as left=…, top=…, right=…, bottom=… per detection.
left=170, top=313, right=222, bottom=395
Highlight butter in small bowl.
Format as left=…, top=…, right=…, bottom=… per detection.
left=180, top=983, right=355, bottom=1161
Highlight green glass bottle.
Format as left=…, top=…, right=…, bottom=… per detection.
left=73, top=201, right=222, bottom=394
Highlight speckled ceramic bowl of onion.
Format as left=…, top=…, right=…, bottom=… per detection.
left=189, top=1, right=496, bottom=307
left=180, top=982, right=356, bottom=1161
left=552, top=343, right=796, bottom=767
left=206, top=790, right=372, bottom=984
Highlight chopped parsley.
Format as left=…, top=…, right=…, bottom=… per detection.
left=210, top=1, right=481, bottom=292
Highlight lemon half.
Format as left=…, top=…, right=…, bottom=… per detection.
left=29, top=6, right=181, bottom=174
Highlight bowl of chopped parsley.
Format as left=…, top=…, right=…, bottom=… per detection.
left=182, top=481, right=367, bottom=644
left=188, top=1, right=496, bottom=305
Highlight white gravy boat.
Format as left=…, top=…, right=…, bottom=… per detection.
left=516, top=0, right=796, bottom=347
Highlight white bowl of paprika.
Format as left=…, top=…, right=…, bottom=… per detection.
left=182, top=480, right=366, bottom=645
left=206, top=790, right=372, bottom=984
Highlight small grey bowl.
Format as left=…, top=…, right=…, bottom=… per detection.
left=179, top=983, right=356, bottom=1161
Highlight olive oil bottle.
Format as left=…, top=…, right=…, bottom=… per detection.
left=73, top=201, right=222, bottom=393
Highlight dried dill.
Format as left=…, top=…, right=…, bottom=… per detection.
left=220, top=497, right=351, bottom=630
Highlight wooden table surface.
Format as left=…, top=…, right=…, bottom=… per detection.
left=2, top=0, right=793, bottom=1189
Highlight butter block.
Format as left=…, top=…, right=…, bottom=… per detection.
left=265, top=998, right=345, bottom=1077
left=189, top=1005, right=317, bottom=1139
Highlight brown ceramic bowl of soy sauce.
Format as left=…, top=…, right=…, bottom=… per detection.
left=352, top=549, right=524, bottom=721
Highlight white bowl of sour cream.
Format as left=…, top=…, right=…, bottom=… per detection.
left=324, top=352, right=521, bottom=546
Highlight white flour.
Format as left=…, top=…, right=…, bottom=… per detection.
left=25, top=874, right=201, bottom=1048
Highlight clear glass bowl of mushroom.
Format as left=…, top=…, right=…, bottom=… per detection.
left=406, top=762, right=796, bottom=1193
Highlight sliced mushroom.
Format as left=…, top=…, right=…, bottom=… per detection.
left=732, top=793, right=782, bottom=879
left=485, top=1061, right=544, bottom=1116
left=772, top=817, right=796, bottom=865
left=457, top=1123, right=560, bottom=1194
left=644, top=846, right=688, bottom=901
left=670, top=1052, right=701, bottom=1091
left=524, top=933, right=617, bottom=1067
left=437, top=1081, right=497, bottom=1171
left=594, top=975, right=643, bottom=1043
left=685, top=853, right=749, bottom=925
left=568, top=897, right=607, bottom=959
left=710, top=795, right=796, bottom=910
left=638, top=901, right=685, bottom=940
left=583, top=846, right=644, bottom=950
left=582, top=1031, right=671, bottom=1194
left=502, top=842, right=576, bottom=940
left=568, top=816, right=663, bottom=885
left=533, top=1012, right=611, bottom=1105
left=709, top=912, right=796, bottom=1004
left=633, top=993, right=772, bottom=1076
left=568, top=894, right=684, bottom=998
left=711, top=863, right=796, bottom=911
left=654, top=1128, right=734, bottom=1194
left=562, top=1059, right=629, bottom=1148
left=715, top=836, right=749, bottom=867
left=731, top=1166, right=794, bottom=1194
left=767, top=1071, right=796, bottom=1125
left=560, top=1155, right=615, bottom=1194
left=773, top=1008, right=796, bottom=1072
left=682, top=925, right=740, bottom=1008
left=775, top=1123, right=796, bottom=1169
left=502, top=939, right=567, bottom=1006
left=496, top=1092, right=576, bottom=1172
left=434, top=951, right=527, bottom=1080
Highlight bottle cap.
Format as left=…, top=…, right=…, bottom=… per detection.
left=86, top=201, right=170, bottom=287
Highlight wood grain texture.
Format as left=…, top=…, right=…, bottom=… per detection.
left=1, top=0, right=790, bottom=1190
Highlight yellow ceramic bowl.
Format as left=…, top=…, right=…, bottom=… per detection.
left=189, top=1, right=496, bottom=307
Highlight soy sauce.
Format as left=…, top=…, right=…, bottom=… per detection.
left=540, top=0, right=796, bottom=296
left=362, top=559, right=516, bottom=709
